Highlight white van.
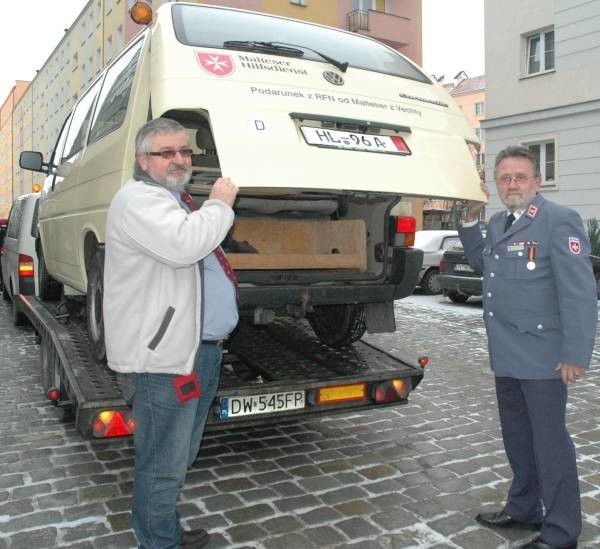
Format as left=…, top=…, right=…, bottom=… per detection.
left=19, top=2, right=483, bottom=360
left=1, top=193, right=40, bottom=324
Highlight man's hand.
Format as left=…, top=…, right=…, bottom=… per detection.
left=465, top=181, right=490, bottom=222
left=555, top=362, right=586, bottom=385
left=209, top=177, right=238, bottom=207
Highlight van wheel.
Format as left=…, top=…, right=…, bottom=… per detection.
left=11, top=294, right=26, bottom=326
left=40, top=336, right=60, bottom=395
left=86, top=248, right=106, bottom=363
left=421, top=268, right=442, bottom=295
left=308, top=304, right=366, bottom=347
left=447, top=291, right=469, bottom=303
left=38, top=247, right=61, bottom=301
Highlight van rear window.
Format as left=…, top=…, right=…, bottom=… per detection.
left=171, top=4, right=430, bottom=84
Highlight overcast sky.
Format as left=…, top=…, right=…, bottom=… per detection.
left=0, top=0, right=484, bottom=103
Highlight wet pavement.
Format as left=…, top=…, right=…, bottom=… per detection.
left=1, top=293, right=599, bottom=548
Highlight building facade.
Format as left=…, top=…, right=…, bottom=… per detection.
left=0, top=0, right=423, bottom=217
left=483, top=0, right=600, bottom=222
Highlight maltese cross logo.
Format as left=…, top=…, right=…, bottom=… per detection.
left=196, top=52, right=235, bottom=77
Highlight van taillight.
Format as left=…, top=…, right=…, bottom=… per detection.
left=18, top=254, right=34, bottom=278
left=394, top=216, right=416, bottom=246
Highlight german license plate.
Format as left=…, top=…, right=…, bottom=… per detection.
left=454, top=263, right=474, bottom=272
left=300, top=126, right=411, bottom=155
left=220, top=391, right=305, bottom=419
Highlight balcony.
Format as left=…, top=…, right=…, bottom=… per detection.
left=346, top=9, right=411, bottom=51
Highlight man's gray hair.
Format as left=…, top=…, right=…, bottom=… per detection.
left=135, top=118, right=188, bottom=155
left=494, top=145, right=541, bottom=177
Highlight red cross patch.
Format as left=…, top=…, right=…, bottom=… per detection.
left=526, top=205, right=538, bottom=218
left=568, top=237, right=581, bottom=255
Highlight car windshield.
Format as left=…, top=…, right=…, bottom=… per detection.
left=171, top=4, right=431, bottom=83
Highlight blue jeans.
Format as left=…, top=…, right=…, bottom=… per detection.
left=121, top=343, right=222, bottom=549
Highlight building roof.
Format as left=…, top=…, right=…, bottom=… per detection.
left=448, top=75, right=486, bottom=96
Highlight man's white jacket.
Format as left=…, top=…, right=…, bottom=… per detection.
left=103, top=179, right=234, bottom=375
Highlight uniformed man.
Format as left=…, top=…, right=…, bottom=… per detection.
left=460, top=145, right=597, bottom=549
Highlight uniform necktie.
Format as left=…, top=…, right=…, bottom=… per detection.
left=179, top=191, right=238, bottom=291
left=504, top=213, right=515, bottom=232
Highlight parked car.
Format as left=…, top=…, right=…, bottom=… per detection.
left=0, top=218, right=8, bottom=293
left=1, top=194, right=40, bottom=324
left=438, top=238, right=483, bottom=303
left=413, top=230, right=459, bottom=294
left=439, top=236, right=600, bottom=303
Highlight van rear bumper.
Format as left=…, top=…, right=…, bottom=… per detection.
left=238, top=248, right=423, bottom=308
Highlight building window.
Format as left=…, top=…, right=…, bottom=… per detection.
left=527, top=30, right=555, bottom=75
left=475, top=128, right=485, bottom=140
left=526, top=140, right=555, bottom=187
left=353, top=0, right=375, bottom=9
left=475, top=101, right=485, bottom=116
left=475, top=153, right=485, bottom=166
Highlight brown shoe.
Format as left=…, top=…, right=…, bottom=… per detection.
left=181, top=527, right=210, bottom=548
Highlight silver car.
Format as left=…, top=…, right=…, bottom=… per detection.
left=413, top=230, right=460, bottom=295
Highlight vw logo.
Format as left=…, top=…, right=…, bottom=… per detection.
left=323, top=71, right=344, bottom=86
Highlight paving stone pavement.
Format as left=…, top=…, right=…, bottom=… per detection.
left=0, top=294, right=599, bottom=548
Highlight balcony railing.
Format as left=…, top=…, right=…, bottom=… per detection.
left=347, top=9, right=369, bottom=32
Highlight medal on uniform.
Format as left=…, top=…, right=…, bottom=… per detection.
left=527, top=242, right=536, bottom=270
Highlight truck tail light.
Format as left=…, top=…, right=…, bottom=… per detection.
left=393, top=216, right=416, bottom=246
left=18, top=254, right=35, bottom=278
left=373, top=378, right=410, bottom=404
left=92, top=410, right=135, bottom=438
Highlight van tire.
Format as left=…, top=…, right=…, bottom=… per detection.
left=11, top=293, right=26, bottom=326
left=308, top=304, right=366, bottom=347
left=86, top=248, right=106, bottom=363
left=38, top=247, right=61, bottom=301
left=40, top=336, right=60, bottom=395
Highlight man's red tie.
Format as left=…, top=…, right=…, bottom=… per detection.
left=180, top=191, right=238, bottom=290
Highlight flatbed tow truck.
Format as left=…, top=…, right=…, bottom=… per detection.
left=16, top=294, right=426, bottom=439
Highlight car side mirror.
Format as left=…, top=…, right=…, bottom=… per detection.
left=19, top=151, right=47, bottom=173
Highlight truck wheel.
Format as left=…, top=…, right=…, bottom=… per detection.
left=11, top=295, right=26, bottom=326
left=447, top=291, right=469, bottom=303
left=86, top=248, right=106, bottom=363
left=308, top=304, right=366, bottom=347
left=38, top=247, right=61, bottom=301
left=421, top=268, right=442, bottom=295
left=39, top=336, right=74, bottom=422
left=40, top=336, right=60, bottom=395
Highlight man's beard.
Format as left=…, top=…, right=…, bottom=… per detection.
left=501, top=191, right=536, bottom=211
left=163, top=164, right=192, bottom=191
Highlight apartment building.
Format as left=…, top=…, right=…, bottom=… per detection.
left=0, top=0, right=423, bottom=217
left=483, top=0, right=600, bottom=221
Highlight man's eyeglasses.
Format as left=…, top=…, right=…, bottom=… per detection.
left=497, top=174, right=535, bottom=185
left=145, top=148, right=193, bottom=160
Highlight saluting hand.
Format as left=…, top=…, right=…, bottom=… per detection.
left=465, top=181, right=490, bottom=222
left=209, top=177, right=238, bottom=208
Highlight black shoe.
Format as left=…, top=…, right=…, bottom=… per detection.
left=181, top=527, right=210, bottom=548
left=476, top=510, right=542, bottom=531
left=519, top=536, right=577, bottom=549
